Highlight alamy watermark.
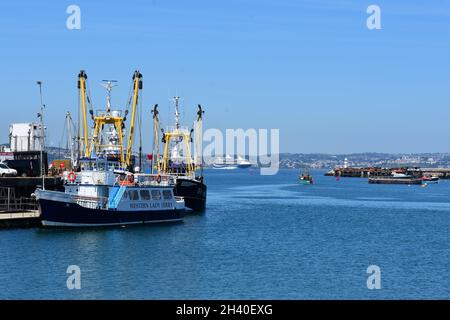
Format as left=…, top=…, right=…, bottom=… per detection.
left=66, top=5, right=81, bottom=30
left=195, top=128, right=280, bottom=175
left=65, top=5, right=382, bottom=31
left=366, top=5, right=381, bottom=30
left=366, top=265, right=381, bottom=290
left=66, top=265, right=81, bottom=290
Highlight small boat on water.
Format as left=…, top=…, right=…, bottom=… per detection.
left=212, top=156, right=253, bottom=169
left=422, top=175, right=439, bottom=184
left=299, top=170, right=314, bottom=185
left=237, top=156, right=252, bottom=169
left=35, top=157, right=185, bottom=227
left=212, top=155, right=238, bottom=170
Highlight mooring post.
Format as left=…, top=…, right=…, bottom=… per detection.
left=7, top=187, right=10, bottom=212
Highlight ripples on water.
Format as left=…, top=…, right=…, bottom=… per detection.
left=0, top=169, right=449, bottom=299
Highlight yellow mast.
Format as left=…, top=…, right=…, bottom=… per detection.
left=160, top=97, right=195, bottom=177
left=89, top=79, right=125, bottom=163
left=90, top=115, right=125, bottom=163
left=125, top=71, right=143, bottom=168
left=83, top=71, right=142, bottom=169
left=89, top=80, right=125, bottom=164
left=78, top=70, right=90, bottom=158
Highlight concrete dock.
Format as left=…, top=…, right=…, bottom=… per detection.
left=0, top=210, right=41, bottom=228
left=421, top=168, right=450, bottom=179
left=368, top=177, right=423, bottom=185
left=326, top=167, right=450, bottom=179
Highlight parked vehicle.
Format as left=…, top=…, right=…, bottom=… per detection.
left=0, top=163, right=18, bottom=177
left=4, top=159, right=41, bottom=177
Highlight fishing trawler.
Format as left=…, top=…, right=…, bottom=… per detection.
left=34, top=70, right=185, bottom=227
left=150, top=97, right=207, bottom=212
left=36, top=157, right=185, bottom=227
left=299, top=169, right=314, bottom=185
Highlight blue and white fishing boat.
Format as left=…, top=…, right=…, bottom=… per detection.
left=35, top=157, right=185, bottom=227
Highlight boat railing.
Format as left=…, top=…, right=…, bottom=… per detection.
left=165, top=125, right=190, bottom=133
left=157, top=171, right=196, bottom=181
left=94, top=144, right=122, bottom=150
left=96, top=110, right=122, bottom=117
left=135, top=174, right=175, bottom=186
left=73, top=195, right=108, bottom=210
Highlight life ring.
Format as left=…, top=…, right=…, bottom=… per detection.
left=156, top=175, right=162, bottom=184
left=68, top=172, right=76, bottom=183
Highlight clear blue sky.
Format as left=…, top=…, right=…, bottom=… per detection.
left=0, top=0, right=449, bottom=153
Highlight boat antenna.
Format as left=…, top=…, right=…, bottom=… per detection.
left=37, top=80, right=45, bottom=190
left=66, top=111, right=76, bottom=167
left=174, top=96, right=180, bottom=130
left=197, top=104, right=205, bottom=178
left=101, top=80, right=118, bottom=112
left=151, top=104, right=160, bottom=174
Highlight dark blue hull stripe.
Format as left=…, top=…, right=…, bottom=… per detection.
left=38, top=199, right=185, bottom=226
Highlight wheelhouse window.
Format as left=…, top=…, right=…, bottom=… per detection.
left=162, top=190, right=172, bottom=200
left=129, top=190, right=139, bottom=201
left=97, top=162, right=106, bottom=171
left=140, top=190, right=151, bottom=200
left=151, top=190, right=161, bottom=200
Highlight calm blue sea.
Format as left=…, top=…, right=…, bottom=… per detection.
left=0, top=169, right=449, bottom=299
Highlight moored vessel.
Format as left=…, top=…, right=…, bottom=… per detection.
left=299, top=169, right=314, bottom=185
left=421, top=175, right=439, bottom=184
left=35, top=157, right=185, bottom=227
left=150, top=98, right=207, bottom=212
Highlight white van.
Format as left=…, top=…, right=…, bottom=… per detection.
left=0, top=163, right=18, bottom=177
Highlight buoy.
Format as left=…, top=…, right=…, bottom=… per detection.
left=68, top=172, right=76, bottom=183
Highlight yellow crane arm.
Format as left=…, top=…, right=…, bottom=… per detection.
left=78, top=70, right=90, bottom=158
left=125, top=70, right=142, bottom=168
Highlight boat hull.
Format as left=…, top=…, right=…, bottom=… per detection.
left=38, top=198, right=185, bottom=227
left=174, top=178, right=207, bottom=212
left=212, top=164, right=238, bottom=170
left=368, top=177, right=423, bottom=185
left=422, top=178, right=439, bottom=184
